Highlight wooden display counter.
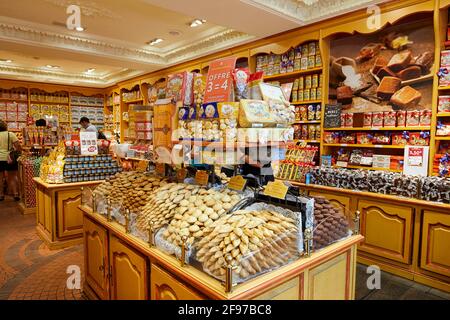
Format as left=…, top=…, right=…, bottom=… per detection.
left=288, top=181, right=450, bottom=293
left=34, top=178, right=103, bottom=250
left=80, top=206, right=363, bottom=300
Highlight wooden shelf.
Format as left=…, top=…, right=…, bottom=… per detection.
left=294, top=120, right=321, bottom=124
left=30, top=100, right=69, bottom=105
left=0, top=98, right=27, bottom=102
left=438, top=86, right=450, bottom=91
left=333, top=164, right=403, bottom=173
left=263, top=67, right=323, bottom=81
left=123, top=99, right=144, bottom=104
left=292, top=100, right=322, bottom=105
left=293, top=139, right=321, bottom=143
left=437, top=112, right=450, bottom=117
left=71, top=103, right=103, bottom=107
left=435, top=136, right=450, bottom=141
left=173, top=140, right=289, bottom=149
left=324, top=126, right=431, bottom=131
left=323, top=143, right=405, bottom=149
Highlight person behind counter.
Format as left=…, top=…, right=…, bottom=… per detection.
left=241, top=147, right=274, bottom=186
left=79, top=117, right=107, bottom=140
left=0, top=120, right=22, bottom=201
left=35, top=118, right=47, bottom=127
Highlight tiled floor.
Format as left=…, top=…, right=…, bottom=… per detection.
left=0, top=198, right=449, bottom=300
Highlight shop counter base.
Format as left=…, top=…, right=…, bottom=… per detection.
left=284, top=181, right=450, bottom=293
left=34, top=178, right=102, bottom=250
left=18, top=201, right=36, bottom=215
left=80, top=206, right=364, bottom=300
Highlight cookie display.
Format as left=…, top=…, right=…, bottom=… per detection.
left=195, top=210, right=299, bottom=281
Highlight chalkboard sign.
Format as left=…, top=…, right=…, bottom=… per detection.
left=324, top=104, right=342, bottom=128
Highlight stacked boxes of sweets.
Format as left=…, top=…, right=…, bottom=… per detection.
left=294, top=101, right=321, bottom=141
left=438, top=50, right=450, bottom=87
left=63, top=140, right=121, bottom=183
left=276, top=144, right=318, bottom=182
left=256, top=41, right=322, bottom=76
left=292, top=73, right=323, bottom=104
left=0, top=89, right=28, bottom=132
left=437, top=97, right=450, bottom=137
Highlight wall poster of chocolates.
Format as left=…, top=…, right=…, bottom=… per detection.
left=329, top=17, right=434, bottom=126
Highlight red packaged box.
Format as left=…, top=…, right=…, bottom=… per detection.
left=323, top=132, right=339, bottom=144
left=344, top=113, right=354, bottom=127
left=406, top=110, right=420, bottom=126
left=409, top=132, right=429, bottom=146
left=392, top=133, right=407, bottom=145
left=396, top=110, right=407, bottom=127
left=340, top=133, right=356, bottom=144
left=419, top=110, right=432, bottom=126
left=372, top=111, right=384, bottom=127
left=363, top=112, right=372, bottom=127
left=390, top=156, right=404, bottom=170
left=356, top=132, right=372, bottom=144
left=383, top=111, right=397, bottom=127
left=372, top=132, right=391, bottom=145
left=340, top=113, right=346, bottom=128
left=438, top=96, right=450, bottom=113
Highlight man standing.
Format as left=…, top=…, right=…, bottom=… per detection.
left=79, top=117, right=98, bottom=134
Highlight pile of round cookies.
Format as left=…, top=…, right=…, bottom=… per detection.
left=312, top=196, right=350, bottom=250
left=195, top=209, right=299, bottom=281
left=93, top=172, right=168, bottom=213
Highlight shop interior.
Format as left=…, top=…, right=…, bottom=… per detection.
left=0, top=0, right=449, bottom=301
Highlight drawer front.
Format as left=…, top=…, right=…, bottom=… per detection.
left=358, top=200, right=413, bottom=264
left=420, top=211, right=450, bottom=277
left=84, top=216, right=109, bottom=300
left=151, top=265, right=203, bottom=300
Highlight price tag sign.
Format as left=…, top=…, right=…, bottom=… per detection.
left=79, top=131, right=98, bottom=156
left=195, top=170, right=209, bottom=186
left=264, top=180, right=289, bottom=200
left=228, top=175, right=247, bottom=192
left=176, top=168, right=187, bottom=182
left=203, top=57, right=237, bottom=103
left=155, top=163, right=166, bottom=176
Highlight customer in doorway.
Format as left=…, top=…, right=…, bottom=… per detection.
left=0, top=120, right=22, bottom=201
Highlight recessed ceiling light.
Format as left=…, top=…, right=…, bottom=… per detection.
left=169, top=30, right=182, bottom=36
left=86, top=68, right=95, bottom=73
left=147, top=38, right=164, bottom=46
left=190, top=19, right=206, bottom=27
left=45, top=64, right=60, bottom=69
left=75, top=26, right=85, bottom=31
left=0, top=59, right=13, bottom=63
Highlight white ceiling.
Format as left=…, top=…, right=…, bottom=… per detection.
left=0, top=0, right=387, bottom=87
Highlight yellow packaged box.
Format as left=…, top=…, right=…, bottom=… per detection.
left=238, top=99, right=275, bottom=128
left=218, top=102, right=239, bottom=119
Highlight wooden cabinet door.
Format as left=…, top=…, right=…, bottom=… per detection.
left=56, top=189, right=83, bottom=239
left=84, top=216, right=109, bottom=300
left=420, top=211, right=450, bottom=277
left=151, top=265, right=203, bottom=300
left=358, top=200, right=413, bottom=264
left=110, top=235, right=148, bottom=300
left=309, top=191, right=352, bottom=217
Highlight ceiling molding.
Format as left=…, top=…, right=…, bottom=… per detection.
left=165, top=30, right=255, bottom=64
left=241, top=0, right=386, bottom=24
left=0, top=64, right=142, bottom=86
left=0, top=19, right=254, bottom=67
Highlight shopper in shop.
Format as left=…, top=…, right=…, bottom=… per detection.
left=35, top=118, right=47, bottom=127
left=0, top=120, right=22, bottom=201
left=79, top=117, right=98, bottom=133
left=241, top=147, right=274, bottom=186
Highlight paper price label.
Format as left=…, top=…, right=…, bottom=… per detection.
left=228, top=175, right=247, bottom=192
left=264, top=180, right=289, bottom=200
